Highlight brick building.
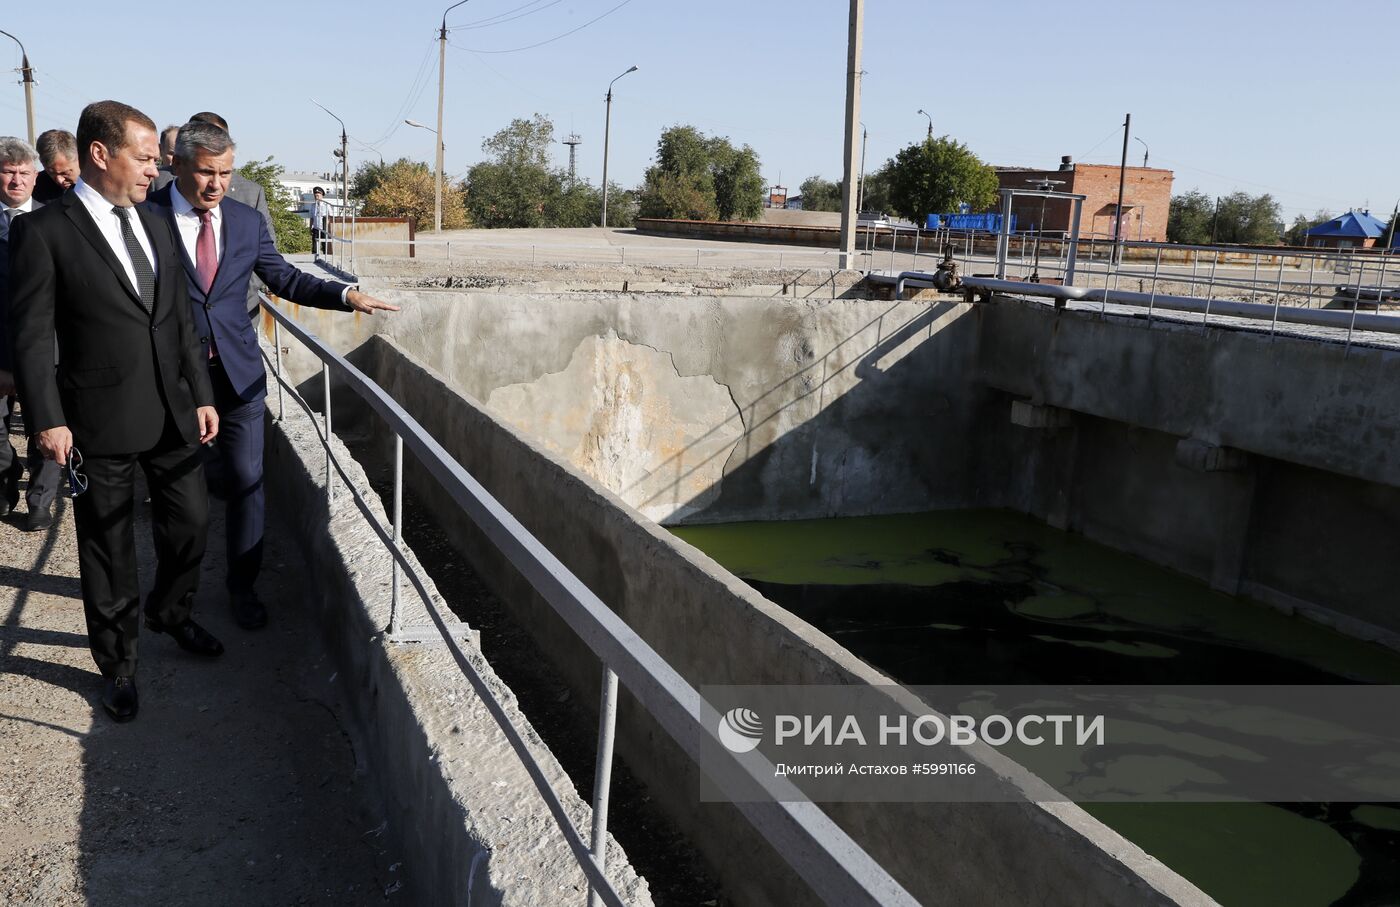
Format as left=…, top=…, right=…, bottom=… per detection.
left=995, top=156, right=1173, bottom=242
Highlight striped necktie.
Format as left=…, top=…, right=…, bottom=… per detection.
left=112, top=206, right=155, bottom=315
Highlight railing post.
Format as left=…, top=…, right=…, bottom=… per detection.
left=273, top=318, right=285, bottom=423
left=1306, top=254, right=1317, bottom=308
left=587, top=666, right=620, bottom=907
left=390, top=433, right=404, bottom=636
left=322, top=361, right=334, bottom=512
left=1270, top=257, right=1287, bottom=337
left=1202, top=251, right=1220, bottom=332
left=1147, top=247, right=1162, bottom=324
left=1346, top=257, right=1367, bottom=353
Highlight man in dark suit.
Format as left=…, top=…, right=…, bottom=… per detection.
left=145, top=120, right=396, bottom=630
left=8, top=100, right=224, bottom=723
left=152, top=112, right=273, bottom=318
left=0, top=136, right=62, bottom=530
left=31, top=129, right=78, bottom=205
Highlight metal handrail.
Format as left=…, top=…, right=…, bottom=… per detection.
left=258, top=296, right=919, bottom=907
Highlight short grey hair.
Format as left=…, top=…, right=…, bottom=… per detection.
left=173, top=120, right=236, bottom=161
left=0, top=136, right=39, bottom=168
left=35, top=129, right=76, bottom=166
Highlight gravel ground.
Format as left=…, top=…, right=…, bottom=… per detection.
left=0, top=416, right=401, bottom=906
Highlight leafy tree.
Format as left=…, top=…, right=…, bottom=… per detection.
left=350, top=159, right=391, bottom=202
left=858, top=165, right=894, bottom=215
left=1213, top=191, right=1283, bottom=245
left=362, top=157, right=469, bottom=229
left=1283, top=209, right=1332, bottom=247
left=882, top=137, right=998, bottom=223
left=638, top=125, right=764, bottom=221
left=1167, top=189, right=1215, bottom=245
left=463, top=114, right=562, bottom=228
left=238, top=156, right=310, bottom=254
left=799, top=176, right=842, bottom=212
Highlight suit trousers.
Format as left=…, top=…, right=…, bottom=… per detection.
left=73, top=418, right=209, bottom=677
left=210, top=361, right=265, bottom=594
left=1, top=397, right=59, bottom=511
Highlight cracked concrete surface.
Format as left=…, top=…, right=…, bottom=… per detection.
left=0, top=418, right=398, bottom=906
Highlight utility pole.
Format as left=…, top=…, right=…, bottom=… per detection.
left=1113, top=112, right=1130, bottom=264
left=0, top=30, right=34, bottom=145
left=837, top=0, right=864, bottom=269
left=435, top=2, right=470, bottom=233
left=563, top=133, right=582, bottom=186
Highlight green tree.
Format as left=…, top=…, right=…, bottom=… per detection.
left=238, top=156, right=309, bottom=254
left=361, top=158, right=469, bottom=229
left=1167, top=190, right=1215, bottom=244
left=350, top=159, right=391, bottom=202
left=1283, top=209, right=1332, bottom=247
left=463, top=114, right=562, bottom=228
left=638, top=125, right=763, bottom=221
left=883, top=137, right=998, bottom=222
left=799, top=175, right=842, bottom=212
left=1214, top=191, right=1283, bottom=245
left=858, top=165, right=894, bottom=215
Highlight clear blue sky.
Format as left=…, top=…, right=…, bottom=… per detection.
left=2, top=0, right=1396, bottom=221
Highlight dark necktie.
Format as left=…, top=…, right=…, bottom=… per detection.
left=195, top=209, right=217, bottom=294
left=112, top=206, right=155, bottom=315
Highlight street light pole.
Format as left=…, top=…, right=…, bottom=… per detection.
left=436, top=1, right=471, bottom=233
left=0, top=30, right=35, bottom=145
left=312, top=99, right=349, bottom=228
left=1134, top=136, right=1149, bottom=168
left=917, top=108, right=932, bottom=140
left=1113, top=112, right=1130, bottom=264
left=600, top=64, right=637, bottom=229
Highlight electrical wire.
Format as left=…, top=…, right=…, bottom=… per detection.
left=448, top=0, right=566, bottom=30
left=448, top=0, right=636, bottom=54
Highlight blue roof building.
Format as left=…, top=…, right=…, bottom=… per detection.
left=1305, top=210, right=1390, bottom=249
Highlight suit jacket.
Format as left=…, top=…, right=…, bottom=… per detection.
left=6, top=192, right=213, bottom=456
left=31, top=173, right=65, bottom=204
left=144, top=183, right=351, bottom=403
left=0, top=198, right=44, bottom=372
left=155, top=169, right=273, bottom=314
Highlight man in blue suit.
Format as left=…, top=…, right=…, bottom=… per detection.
left=145, top=120, right=397, bottom=629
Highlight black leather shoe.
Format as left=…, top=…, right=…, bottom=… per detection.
left=102, top=676, right=139, bottom=722
left=0, top=466, right=19, bottom=517
left=145, top=616, right=225, bottom=656
left=230, top=591, right=268, bottom=630
left=24, top=501, right=53, bottom=532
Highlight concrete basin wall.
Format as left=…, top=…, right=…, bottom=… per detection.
left=260, top=356, right=651, bottom=907
left=341, top=334, right=1210, bottom=907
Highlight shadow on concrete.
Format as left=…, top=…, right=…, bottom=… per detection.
left=615, top=298, right=985, bottom=523
left=0, top=429, right=403, bottom=905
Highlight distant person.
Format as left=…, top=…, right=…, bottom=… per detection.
left=310, top=186, right=331, bottom=254
left=153, top=111, right=273, bottom=316
left=8, top=100, right=223, bottom=724
left=0, top=136, right=62, bottom=529
left=159, top=124, right=180, bottom=167
left=145, top=120, right=397, bottom=629
left=31, top=129, right=78, bottom=203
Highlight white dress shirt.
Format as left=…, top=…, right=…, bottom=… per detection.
left=72, top=178, right=157, bottom=296
left=170, top=184, right=222, bottom=265
left=3, top=196, right=35, bottom=219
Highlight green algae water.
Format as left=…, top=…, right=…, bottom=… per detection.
left=672, top=510, right=1400, bottom=907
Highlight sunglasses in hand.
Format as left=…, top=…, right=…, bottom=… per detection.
left=65, top=447, right=88, bottom=498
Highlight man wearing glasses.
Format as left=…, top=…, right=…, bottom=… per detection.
left=8, top=101, right=222, bottom=723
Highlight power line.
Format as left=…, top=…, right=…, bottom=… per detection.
left=448, top=0, right=636, bottom=54
left=449, top=0, right=566, bottom=30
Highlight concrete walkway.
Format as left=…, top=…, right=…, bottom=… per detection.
left=0, top=422, right=400, bottom=905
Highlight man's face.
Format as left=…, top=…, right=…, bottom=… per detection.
left=160, top=131, right=177, bottom=166
left=173, top=146, right=234, bottom=210
left=0, top=158, right=36, bottom=208
left=45, top=153, right=78, bottom=189
left=91, top=123, right=160, bottom=206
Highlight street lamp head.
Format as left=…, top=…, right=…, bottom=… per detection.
left=917, top=108, right=926, bottom=116
left=406, top=119, right=425, bottom=128
left=626, top=65, right=638, bottom=73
